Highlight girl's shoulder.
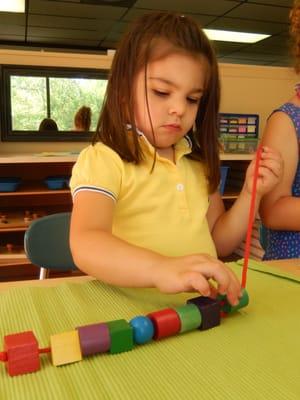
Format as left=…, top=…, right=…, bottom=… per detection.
left=78, top=142, right=123, bottom=165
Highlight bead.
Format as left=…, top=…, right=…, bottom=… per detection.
left=107, top=320, right=133, bottom=354
left=77, top=323, right=110, bottom=356
left=147, top=308, right=181, bottom=340
left=50, top=330, right=82, bottom=366
left=129, top=316, right=154, bottom=344
left=187, top=297, right=221, bottom=330
left=174, top=304, right=202, bottom=333
left=4, top=331, right=40, bottom=376
left=218, top=288, right=249, bottom=314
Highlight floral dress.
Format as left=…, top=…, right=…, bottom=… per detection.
left=263, top=102, right=300, bottom=260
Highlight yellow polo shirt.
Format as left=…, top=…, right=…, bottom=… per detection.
left=70, top=135, right=217, bottom=258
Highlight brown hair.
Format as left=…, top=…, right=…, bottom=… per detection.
left=290, top=0, right=300, bottom=73
left=74, top=106, right=92, bottom=131
left=94, top=12, right=220, bottom=192
left=39, top=118, right=58, bottom=132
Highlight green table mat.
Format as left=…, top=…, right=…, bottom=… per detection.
left=0, top=260, right=300, bottom=400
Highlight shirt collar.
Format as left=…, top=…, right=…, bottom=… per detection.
left=126, top=124, right=192, bottom=158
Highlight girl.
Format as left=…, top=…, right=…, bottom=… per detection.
left=70, top=12, right=282, bottom=305
left=74, top=106, right=92, bottom=132
left=259, top=0, right=300, bottom=260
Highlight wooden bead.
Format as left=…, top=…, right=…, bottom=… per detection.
left=147, top=308, right=181, bottom=340
left=4, top=331, right=40, bottom=376
left=50, top=330, right=82, bottom=366
left=107, top=320, right=133, bottom=354
left=218, top=289, right=249, bottom=314
left=76, top=323, right=110, bottom=356
left=187, top=297, right=221, bottom=330
left=174, top=304, right=202, bottom=333
left=129, top=316, right=154, bottom=344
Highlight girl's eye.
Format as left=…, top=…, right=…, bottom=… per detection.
left=187, top=97, right=200, bottom=104
left=153, top=90, right=169, bottom=97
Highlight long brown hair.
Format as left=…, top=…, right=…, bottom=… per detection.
left=94, top=12, right=221, bottom=192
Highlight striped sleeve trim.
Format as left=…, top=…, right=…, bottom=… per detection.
left=72, top=185, right=117, bottom=202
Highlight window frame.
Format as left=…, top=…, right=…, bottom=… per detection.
left=1, top=65, right=109, bottom=142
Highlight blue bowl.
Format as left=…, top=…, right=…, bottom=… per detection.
left=0, top=177, right=21, bottom=192
left=45, top=176, right=66, bottom=190
left=64, top=176, right=71, bottom=188
left=220, top=166, right=229, bottom=195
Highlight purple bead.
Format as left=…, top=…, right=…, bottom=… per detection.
left=187, top=296, right=221, bottom=330
left=76, top=323, right=110, bottom=357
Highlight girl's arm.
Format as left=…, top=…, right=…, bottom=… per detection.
left=260, top=111, right=300, bottom=230
left=70, top=191, right=241, bottom=305
left=208, top=147, right=282, bottom=257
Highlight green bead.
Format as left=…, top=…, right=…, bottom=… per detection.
left=174, top=304, right=202, bottom=333
left=218, top=288, right=249, bottom=314
left=107, top=319, right=133, bottom=354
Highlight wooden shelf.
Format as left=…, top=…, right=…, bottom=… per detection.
left=0, top=152, right=254, bottom=163
left=0, top=183, right=70, bottom=197
left=0, top=211, right=47, bottom=232
left=0, top=153, right=78, bottom=164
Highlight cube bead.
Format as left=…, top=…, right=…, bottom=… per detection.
left=50, top=330, right=82, bottom=366
left=187, top=297, right=221, bottom=330
left=107, top=319, right=133, bottom=354
left=4, top=331, right=40, bottom=376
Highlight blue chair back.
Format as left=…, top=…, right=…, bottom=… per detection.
left=259, top=223, right=269, bottom=251
left=24, top=212, right=77, bottom=278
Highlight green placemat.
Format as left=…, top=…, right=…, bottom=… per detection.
left=0, top=260, right=300, bottom=400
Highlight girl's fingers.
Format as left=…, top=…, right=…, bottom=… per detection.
left=184, top=272, right=212, bottom=296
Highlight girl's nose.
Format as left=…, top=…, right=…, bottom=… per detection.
left=168, top=99, right=186, bottom=117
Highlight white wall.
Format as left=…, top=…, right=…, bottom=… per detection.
left=0, top=49, right=298, bottom=154
left=219, top=63, right=298, bottom=133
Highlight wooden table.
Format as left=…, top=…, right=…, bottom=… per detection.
left=0, top=258, right=299, bottom=400
left=0, top=258, right=299, bottom=291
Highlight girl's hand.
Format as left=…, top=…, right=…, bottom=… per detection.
left=244, top=146, right=283, bottom=196
left=152, top=254, right=241, bottom=306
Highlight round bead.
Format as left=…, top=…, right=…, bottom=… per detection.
left=129, top=316, right=154, bottom=344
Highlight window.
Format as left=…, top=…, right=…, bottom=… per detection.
left=1, top=65, right=108, bottom=141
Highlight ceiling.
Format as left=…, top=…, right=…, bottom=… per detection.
left=0, top=0, right=295, bottom=67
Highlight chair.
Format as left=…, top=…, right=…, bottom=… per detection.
left=259, top=222, right=269, bottom=251
left=24, top=212, right=77, bottom=279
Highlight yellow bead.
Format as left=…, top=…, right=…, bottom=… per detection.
left=50, top=330, right=82, bottom=366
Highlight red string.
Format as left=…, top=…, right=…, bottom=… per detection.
left=0, top=348, right=49, bottom=362
left=39, top=347, right=51, bottom=354
left=0, top=352, right=7, bottom=362
left=241, top=145, right=263, bottom=288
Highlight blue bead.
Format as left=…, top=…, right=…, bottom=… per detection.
left=129, top=316, right=154, bottom=344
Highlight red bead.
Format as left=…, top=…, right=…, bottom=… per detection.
left=147, top=308, right=181, bottom=340
left=4, top=331, right=40, bottom=376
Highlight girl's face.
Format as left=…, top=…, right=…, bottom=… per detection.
left=133, top=50, right=207, bottom=157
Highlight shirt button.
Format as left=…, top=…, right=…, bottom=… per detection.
left=176, top=183, right=184, bottom=191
